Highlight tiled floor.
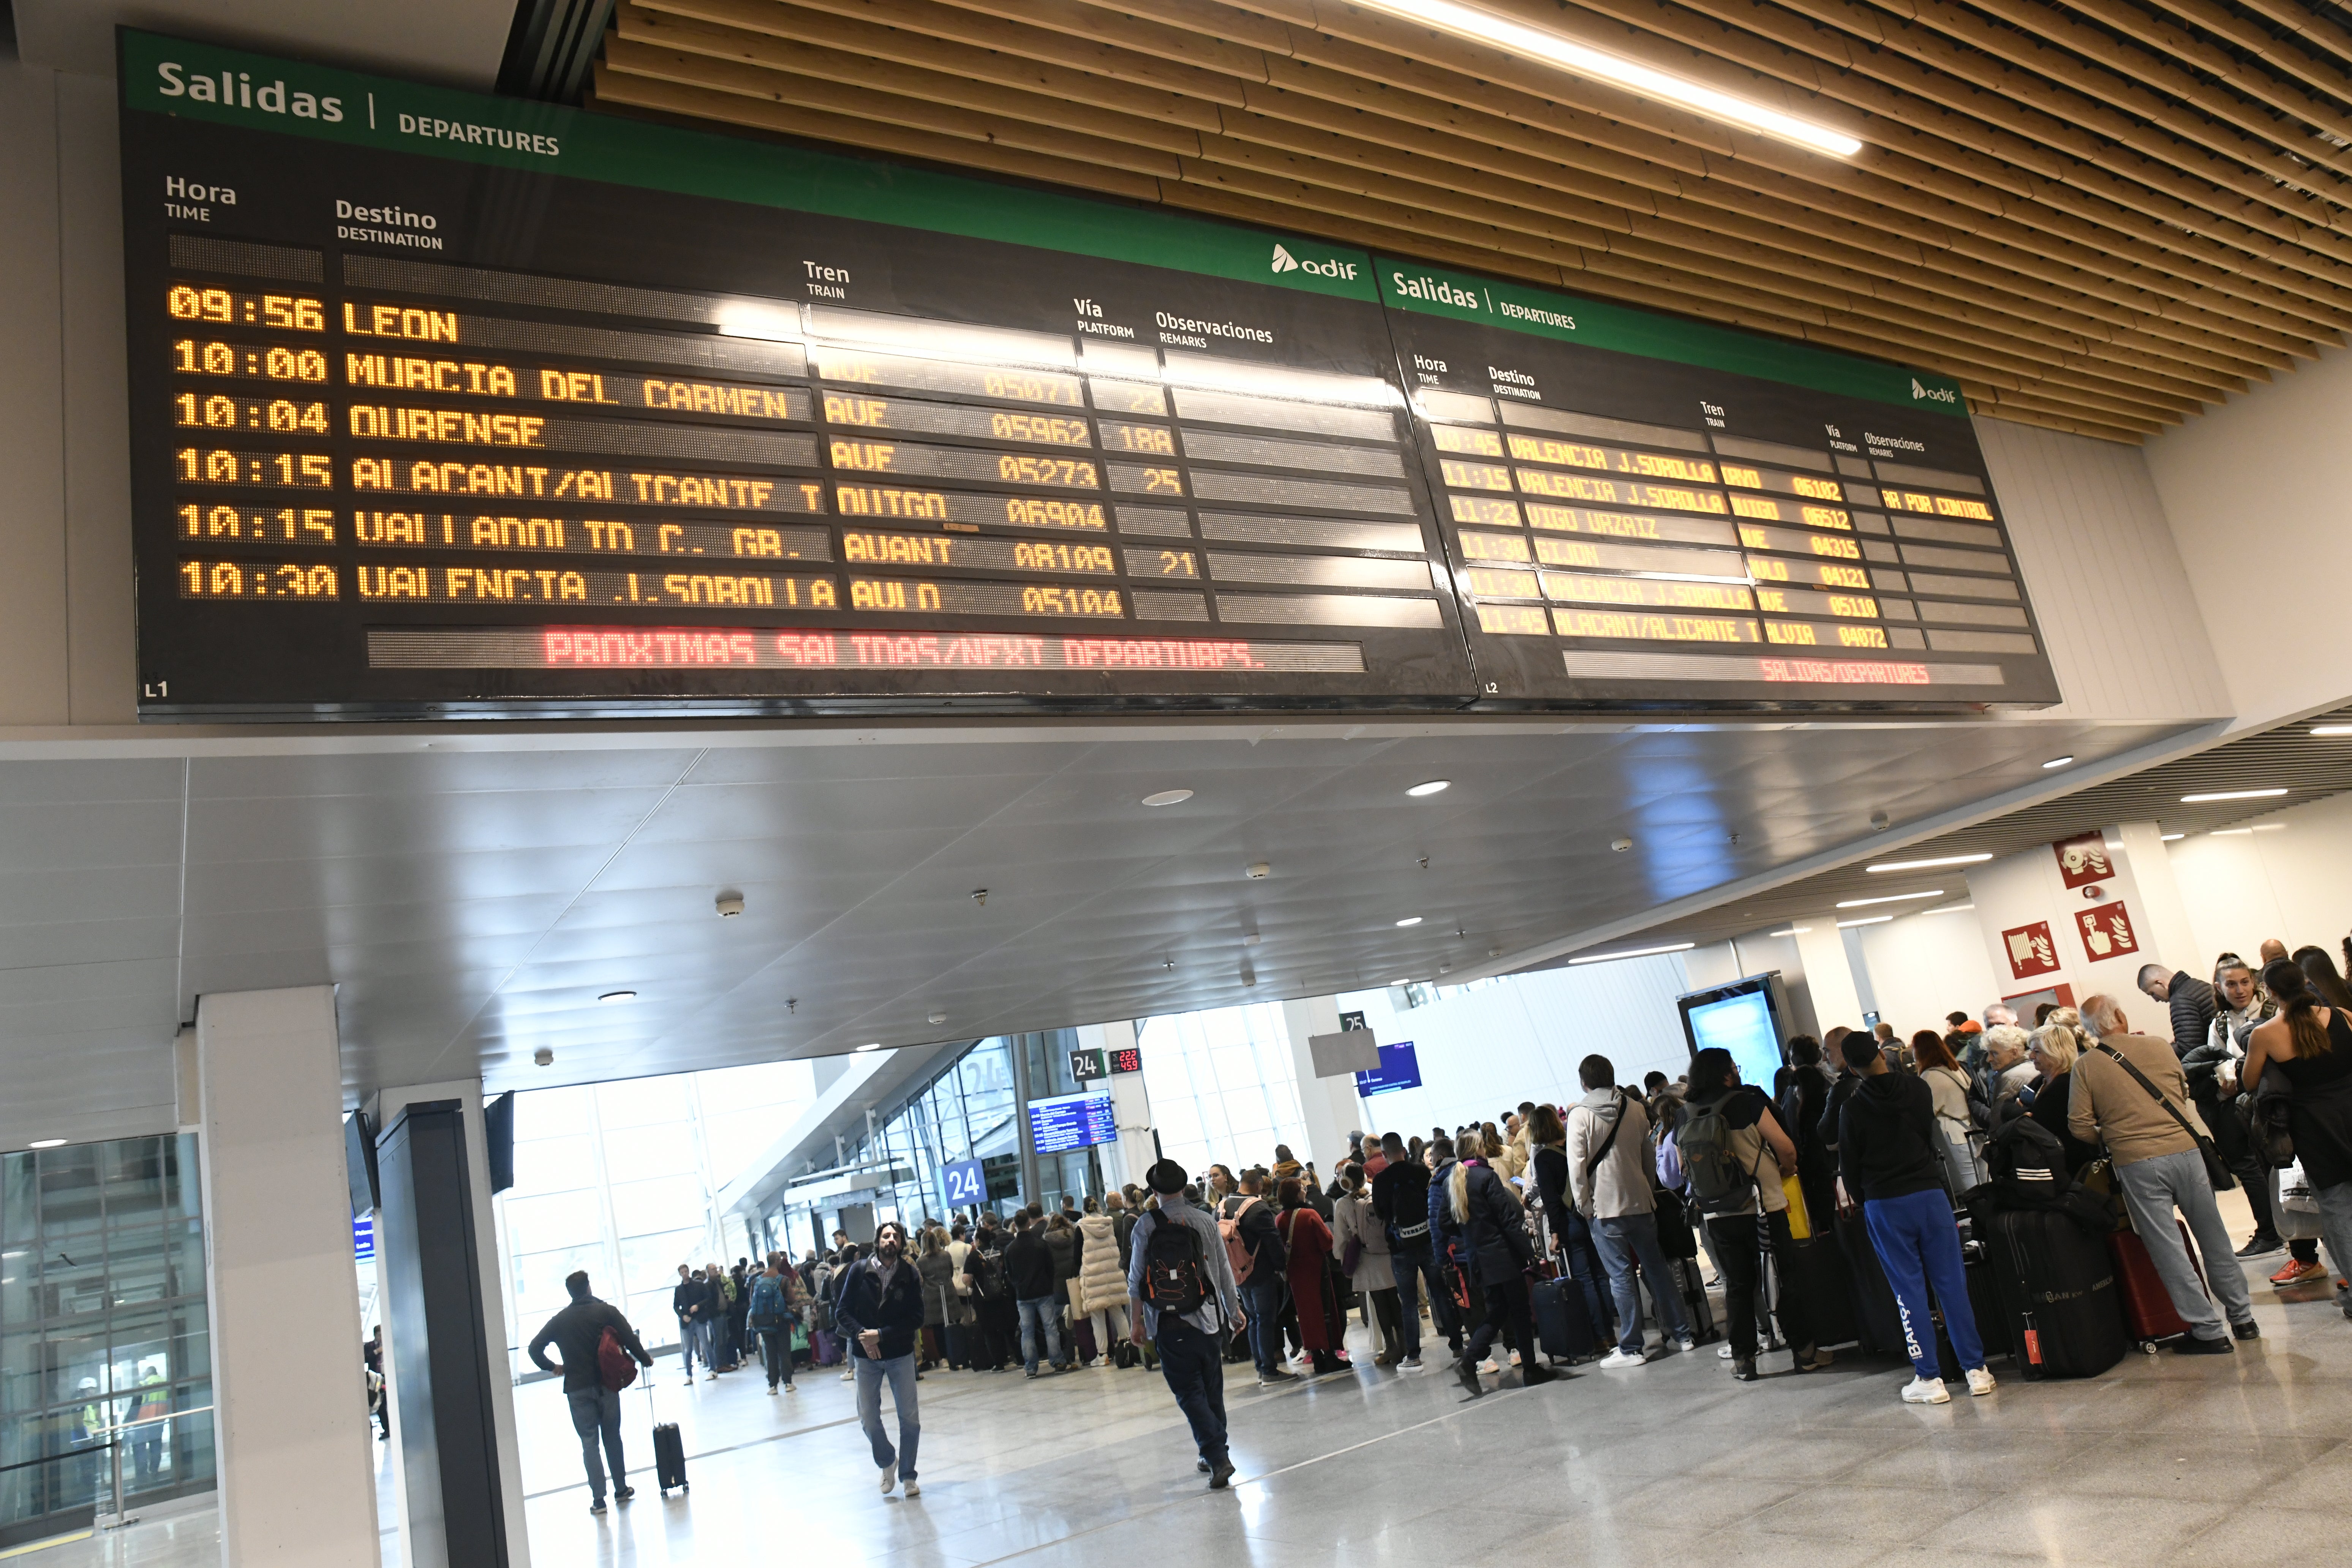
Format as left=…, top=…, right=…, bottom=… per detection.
left=27, top=1227, right=2352, bottom=1568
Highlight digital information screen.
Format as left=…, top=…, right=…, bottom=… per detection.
left=118, top=31, right=2056, bottom=718
left=1026, top=1092, right=1117, bottom=1155
left=1685, top=991, right=1785, bottom=1091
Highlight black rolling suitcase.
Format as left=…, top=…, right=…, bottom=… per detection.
left=1985, top=1207, right=2126, bottom=1380
left=1531, top=1276, right=1600, bottom=1363
left=1643, top=1257, right=1717, bottom=1345
left=647, top=1386, right=688, bottom=1495
left=1792, top=1227, right=1870, bottom=1353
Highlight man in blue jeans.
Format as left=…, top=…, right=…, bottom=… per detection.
left=836, top=1221, right=927, bottom=1495
left=1837, top=1032, right=1996, bottom=1404
left=527, top=1271, right=654, bottom=1516
left=1565, top=1056, right=1693, bottom=1367
left=1222, top=1172, right=1295, bottom=1385
left=1001, top=1211, right=1065, bottom=1376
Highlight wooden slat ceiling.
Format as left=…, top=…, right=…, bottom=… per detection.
left=582, top=0, right=2352, bottom=445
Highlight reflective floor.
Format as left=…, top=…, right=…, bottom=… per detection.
left=30, top=1217, right=2351, bottom=1568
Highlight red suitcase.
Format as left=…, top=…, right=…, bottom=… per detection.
left=2107, top=1220, right=2202, bottom=1346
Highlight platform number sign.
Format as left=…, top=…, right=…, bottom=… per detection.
left=1069, top=1047, right=1109, bottom=1083
left=941, top=1158, right=986, bottom=1209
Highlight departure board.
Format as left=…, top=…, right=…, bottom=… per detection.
left=117, top=31, right=2055, bottom=718
left=1381, top=264, right=2059, bottom=707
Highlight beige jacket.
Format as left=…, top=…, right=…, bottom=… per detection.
left=2069, top=1029, right=2199, bottom=1168
left=1565, top=1089, right=1657, bottom=1219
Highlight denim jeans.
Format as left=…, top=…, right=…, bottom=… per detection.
left=679, top=1319, right=710, bottom=1375
left=1154, top=1314, right=1229, bottom=1467
left=566, top=1386, right=627, bottom=1501
left=1389, top=1250, right=1454, bottom=1357
left=1862, top=1187, right=1983, bottom=1379
left=1591, top=1212, right=1690, bottom=1353
left=2311, top=1179, right=2352, bottom=1287
left=853, top=1351, right=919, bottom=1479
left=1241, top=1273, right=1286, bottom=1374
left=1016, top=1295, right=1063, bottom=1372
left=2114, top=1146, right=2255, bottom=1339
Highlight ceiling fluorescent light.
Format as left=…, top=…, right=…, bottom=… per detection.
left=1569, top=941, right=1697, bottom=964
left=2210, top=828, right=2253, bottom=836
left=1925, top=904, right=1976, bottom=915
left=1834, top=889, right=1944, bottom=909
left=2181, top=788, right=2287, bottom=802
left=2311, top=725, right=2352, bottom=736
left=1766, top=926, right=1812, bottom=937
left=1837, top=915, right=1894, bottom=928
left=1865, top=853, right=1991, bottom=873
left=2161, top=832, right=2184, bottom=841
left=1349, top=0, right=1861, bottom=158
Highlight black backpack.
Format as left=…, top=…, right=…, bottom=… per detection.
left=1986, top=1113, right=2066, bottom=1208
left=1142, top=1214, right=1211, bottom=1316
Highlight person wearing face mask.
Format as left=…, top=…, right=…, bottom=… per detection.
left=835, top=1220, right=928, bottom=1497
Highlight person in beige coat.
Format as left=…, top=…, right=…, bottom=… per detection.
left=1075, top=1198, right=1132, bottom=1366
left=1331, top=1167, right=1403, bottom=1364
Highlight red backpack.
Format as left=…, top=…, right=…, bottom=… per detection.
left=597, top=1326, right=638, bottom=1391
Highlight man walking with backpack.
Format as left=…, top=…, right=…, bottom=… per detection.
left=1129, top=1159, right=1246, bottom=1488
left=527, top=1271, right=656, bottom=1516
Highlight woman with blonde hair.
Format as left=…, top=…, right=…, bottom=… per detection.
left=1446, top=1130, right=1558, bottom=1396
left=2025, top=1009, right=2101, bottom=1177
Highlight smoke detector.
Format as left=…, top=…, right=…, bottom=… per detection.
left=532, top=1046, right=553, bottom=1067
left=715, top=891, right=745, bottom=918
left=1244, top=862, right=1271, bottom=880
left=1611, top=837, right=1634, bottom=853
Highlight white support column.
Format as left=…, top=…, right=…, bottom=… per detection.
left=1790, top=922, right=1868, bottom=1036
left=195, top=986, right=378, bottom=1568
left=1077, top=1020, right=1154, bottom=1190
left=1280, top=996, right=1362, bottom=1174
left=371, top=1079, right=531, bottom=1568
left=2113, top=821, right=2202, bottom=978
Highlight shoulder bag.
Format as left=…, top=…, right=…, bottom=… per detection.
left=1579, top=1092, right=1630, bottom=1215
left=2092, top=1043, right=2236, bottom=1190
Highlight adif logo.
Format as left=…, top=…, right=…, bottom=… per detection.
left=1911, top=376, right=1958, bottom=404
left=1271, top=243, right=1358, bottom=280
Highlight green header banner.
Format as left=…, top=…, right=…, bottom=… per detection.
left=117, top=28, right=1377, bottom=302
left=1375, top=258, right=1968, bottom=415
left=122, top=28, right=1963, bottom=406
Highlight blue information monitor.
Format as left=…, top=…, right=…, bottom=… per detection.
left=1687, top=989, right=1783, bottom=1091
left=940, top=1158, right=986, bottom=1209
left=354, top=1215, right=374, bottom=1263
left=1354, top=1040, right=1422, bottom=1098
left=1027, top=1092, right=1118, bottom=1155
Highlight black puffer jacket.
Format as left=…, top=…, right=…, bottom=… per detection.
left=835, top=1257, right=925, bottom=1361
left=2165, top=972, right=2218, bottom=1061
left=1451, top=1160, right=1534, bottom=1285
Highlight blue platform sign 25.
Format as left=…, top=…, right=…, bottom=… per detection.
left=941, top=1158, right=986, bottom=1209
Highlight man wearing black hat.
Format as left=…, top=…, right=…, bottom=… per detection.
left=1125, top=1159, right=1245, bottom=1489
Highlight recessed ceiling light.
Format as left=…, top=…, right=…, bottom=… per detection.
left=2161, top=833, right=2184, bottom=841
left=596, top=990, right=636, bottom=1005
left=1924, top=904, right=1976, bottom=915
left=1345, top=0, right=1862, bottom=156
left=1766, top=926, right=1811, bottom=937
left=1866, top=854, right=1991, bottom=873
left=2182, top=788, right=2288, bottom=802
left=1141, top=789, right=1194, bottom=807
left=1406, top=779, right=1451, bottom=797
left=1834, top=889, right=1944, bottom=909
left=856, top=1042, right=885, bottom=1052
left=1568, top=942, right=1696, bottom=964
left=2210, top=828, right=2253, bottom=837
left=2311, top=726, right=2352, bottom=737
left=1836, top=915, right=1895, bottom=928
left=27, top=1140, right=65, bottom=1150
left=2042, top=756, right=2075, bottom=769
left=1395, top=916, right=1423, bottom=927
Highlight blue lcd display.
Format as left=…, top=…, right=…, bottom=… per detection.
left=1686, top=989, right=1783, bottom=1092
left=1027, top=1091, right=1118, bottom=1154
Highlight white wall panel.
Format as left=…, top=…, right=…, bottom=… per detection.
left=1337, top=954, right=1694, bottom=1135
left=1857, top=908, right=2001, bottom=1038
left=2168, top=792, right=2352, bottom=967
left=1977, top=416, right=2230, bottom=724
left=2142, top=346, right=2352, bottom=732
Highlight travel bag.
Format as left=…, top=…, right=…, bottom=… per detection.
left=646, top=1386, right=688, bottom=1496
left=1530, top=1274, right=1601, bottom=1363
left=1797, top=1222, right=1873, bottom=1353
left=2108, top=1220, right=2202, bottom=1346
left=811, top=1329, right=841, bottom=1366
left=1070, top=1312, right=1099, bottom=1366
left=1984, top=1206, right=2127, bottom=1380
left=1641, top=1256, right=1718, bottom=1345
left=1832, top=1221, right=1905, bottom=1360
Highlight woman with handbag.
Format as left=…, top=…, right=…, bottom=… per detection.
left=1275, top=1179, right=1347, bottom=1375
left=1331, top=1166, right=1402, bottom=1363
left=2244, top=959, right=2352, bottom=1311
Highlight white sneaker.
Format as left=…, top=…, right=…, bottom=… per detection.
left=839, top=1370, right=853, bottom=1383
left=1965, top=1367, right=1997, bottom=1397
left=1674, top=1336, right=1696, bottom=1353
left=1599, top=1348, right=1649, bottom=1370
left=902, top=1478, right=920, bottom=1498
left=879, top=1464, right=896, bottom=1495
left=1397, top=1355, right=1422, bottom=1370
left=1901, top=1375, right=1952, bottom=1405
left=1717, top=1344, right=1736, bottom=1360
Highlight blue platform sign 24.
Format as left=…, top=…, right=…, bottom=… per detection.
left=940, top=1158, right=986, bottom=1209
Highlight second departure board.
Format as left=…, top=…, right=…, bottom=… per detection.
left=118, top=30, right=2057, bottom=719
